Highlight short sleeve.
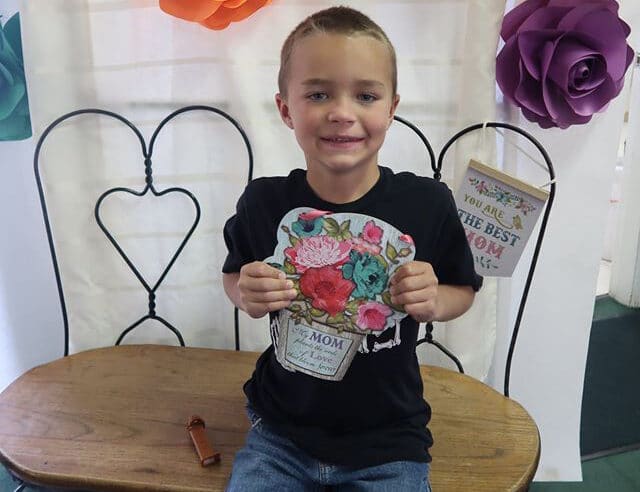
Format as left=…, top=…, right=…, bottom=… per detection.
left=222, top=190, right=254, bottom=273
left=433, top=189, right=483, bottom=291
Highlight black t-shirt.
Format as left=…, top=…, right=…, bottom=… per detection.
left=222, top=166, right=482, bottom=468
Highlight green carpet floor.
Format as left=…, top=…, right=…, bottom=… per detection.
left=530, top=448, right=640, bottom=492
left=580, top=310, right=640, bottom=456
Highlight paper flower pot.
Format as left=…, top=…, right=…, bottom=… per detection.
left=275, top=309, right=364, bottom=381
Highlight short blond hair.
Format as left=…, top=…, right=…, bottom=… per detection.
left=278, top=6, right=397, bottom=97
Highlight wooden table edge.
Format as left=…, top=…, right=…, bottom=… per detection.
left=0, top=346, right=541, bottom=491
left=421, top=364, right=542, bottom=491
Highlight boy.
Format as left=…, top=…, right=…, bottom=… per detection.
left=222, top=6, right=482, bottom=491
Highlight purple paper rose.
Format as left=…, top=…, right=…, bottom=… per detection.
left=496, top=0, right=634, bottom=129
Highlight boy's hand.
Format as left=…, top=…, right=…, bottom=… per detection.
left=238, top=262, right=298, bottom=319
left=389, top=261, right=440, bottom=323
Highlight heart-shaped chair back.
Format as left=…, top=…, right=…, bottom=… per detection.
left=34, top=106, right=253, bottom=355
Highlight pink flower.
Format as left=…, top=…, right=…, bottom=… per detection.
left=356, top=302, right=393, bottom=331
left=300, top=267, right=355, bottom=317
left=362, top=220, right=383, bottom=244
left=299, top=210, right=331, bottom=221
left=285, top=236, right=351, bottom=273
left=399, top=234, right=414, bottom=245
left=349, top=236, right=382, bottom=255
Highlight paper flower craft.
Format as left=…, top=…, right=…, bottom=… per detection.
left=496, top=0, right=634, bottom=129
left=159, top=0, right=271, bottom=30
left=265, top=208, right=416, bottom=335
left=0, top=13, right=31, bottom=141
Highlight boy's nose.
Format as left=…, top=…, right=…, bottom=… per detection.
left=327, top=98, right=356, bottom=123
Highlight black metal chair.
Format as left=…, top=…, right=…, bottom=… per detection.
left=33, top=105, right=253, bottom=357
left=8, top=105, right=253, bottom=492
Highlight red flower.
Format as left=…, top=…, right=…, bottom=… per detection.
left=299, top=267, right=355, bottom=317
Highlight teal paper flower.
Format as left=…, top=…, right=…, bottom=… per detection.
left=291, top=217, right=323, bottom=237
left=342, top=251, right=388, bottom=300
left=0, top=13, right=32, bottom=141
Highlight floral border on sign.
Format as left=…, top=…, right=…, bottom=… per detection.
left=469, top=177, right=536, bottom=216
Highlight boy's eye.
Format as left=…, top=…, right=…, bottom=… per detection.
left=358, top=93, right=378, bottom=103
left=307, top=92, right=328, bottom=101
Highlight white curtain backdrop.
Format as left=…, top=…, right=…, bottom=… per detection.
left=19, top=0, right=502, bottom=368
left=6, top=0, right=631, bottom=482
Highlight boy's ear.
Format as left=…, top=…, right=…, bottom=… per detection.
left=387, top=94, right=400, bottom=128
left=275, top=93, right=294, bottom=129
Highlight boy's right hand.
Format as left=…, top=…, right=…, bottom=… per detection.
left=238, top=262, right=298, bottom=319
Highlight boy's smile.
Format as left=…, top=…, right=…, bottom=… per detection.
left=276, top=33, right=399, bottom=201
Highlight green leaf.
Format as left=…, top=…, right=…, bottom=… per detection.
left=339, top=220, right=351, bottom=233
left=289, top=234, right=300, bottom=247
left=381, top=291, right=393, bottom=306
left=349, top=319, right=362, bottom=333
left=310, top=308, right=325, bottom=318
left=386, top=241, right=398, bottom=261
left=398, top=248, right=412, bottom=257
left=288, top=304, right=302, bottom=312
left=326, top=312, right=345, bottom=324
left=304, top=312, right=313, bottom=325
left=382, top=291, right=405, bottom=312
left=284, top=260, right=297, bottom=275
left=346, top=300, right=361, bottom=314
left=374, top=255, right=389, bottom=270
left=323, top=217, right=340, bottom=235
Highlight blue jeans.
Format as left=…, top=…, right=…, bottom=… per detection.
left=226, top=406, right=432, bottom=492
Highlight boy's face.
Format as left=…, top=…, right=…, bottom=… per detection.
left=276, top=33, right=399, bottom=178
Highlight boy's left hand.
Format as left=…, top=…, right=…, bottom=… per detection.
left=389, top=261, right=439, bottom=323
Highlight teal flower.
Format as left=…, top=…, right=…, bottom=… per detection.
left=0, top=13, right=32, bottom=141
left=342, top=251, right=388, bottom=300
left=292, top=217, right=323, bottom=237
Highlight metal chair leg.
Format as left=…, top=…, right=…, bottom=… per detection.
left=13, top=480, right=26, bottom=492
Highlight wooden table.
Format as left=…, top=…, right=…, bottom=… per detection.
left=0, top=345, right=539, bottom=491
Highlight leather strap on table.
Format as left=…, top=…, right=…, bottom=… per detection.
left=187, top=415, right=221, bottom=466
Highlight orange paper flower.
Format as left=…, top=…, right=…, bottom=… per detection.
left=160, top=0, right=271, bottom=30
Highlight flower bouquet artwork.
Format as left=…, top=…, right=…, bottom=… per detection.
left=265, top=208, right=415, bottom=381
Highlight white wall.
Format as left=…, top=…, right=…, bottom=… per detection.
left=488, top=88, right=630, bottom=480
left=0, top=139, right=62, bottom=391
left=610, top=3, right=640, bottom=307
